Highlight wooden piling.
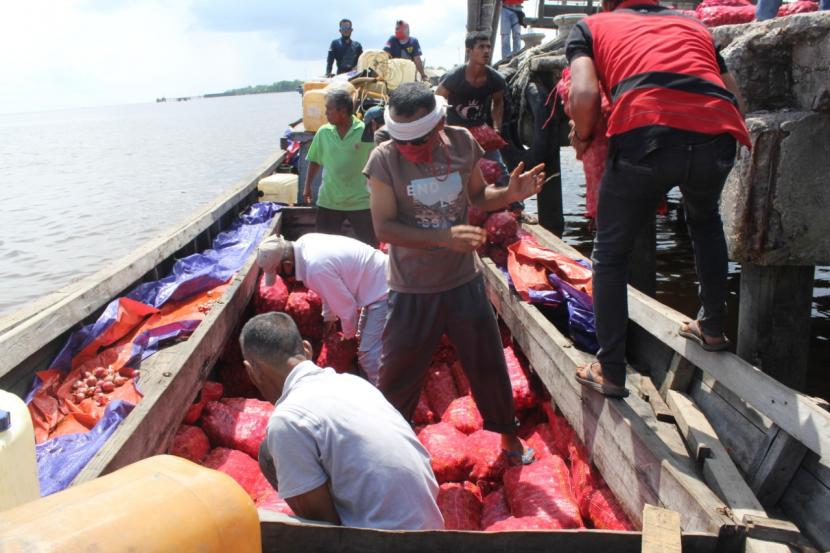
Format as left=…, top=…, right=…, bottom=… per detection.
left=736, top=263, right=815, bottom=392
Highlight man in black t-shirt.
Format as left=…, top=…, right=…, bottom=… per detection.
left=437, top=32, right=529, bottom=215
left=326, top=18, right=363, bottom=77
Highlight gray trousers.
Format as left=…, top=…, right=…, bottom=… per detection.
left=378, top=275, right=517, bottom=435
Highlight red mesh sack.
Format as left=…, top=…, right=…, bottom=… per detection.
left=582, top=486, right=634, bottom=530
left=778, top=0, right=817, bottom=15
left=437, top=482, right=483, bottom=530
left=417, top=423, right=473, bottom=483
left=413, top=389, right=436, bottom=425
left=569, top=441, right=599, bottom=511
left=484, top=211, right=519, bottom=246
left=183, top=380, right=224, bottom=424
left=425, top=362, right=459, bottom=418
left=201, top=399, right=273, bottom=459
left=442, top=396, right=484, bottom=435
left=469, top=124, right=508, bottom=151
left=517, top=408, right=546, bottom=440
left=316, top=332, right=358, bottom=374
left=432, top=335, right=457, bottom=365
left=468, top=206, right=489, bottom=227
left=168, top=424, right=210, bottom=463
left=450, top=361, right=471, bottom=396
left=285, top=288, right=323, bottom=340
left=696, top=0, right=750, bottom=8
left=526, top=422, right=565, bottom=459
left=488, top=245, right=509, bottom=267
left=503, top=455, right=584, bottom=528
left=256, top=488, right=295, bottom=515
left=479, top=158, right=504, bottom=185
left=486, top=516, right=564, bottom=531
left=202, top=447, right=268, bottom=500
left=467, top=429, right=510, bottom=482
left=481, top=488, right=512, bottom=529
left=504, top=345, right=540, bottom=411
left=696, top=5, right=755, bottom=26
left=221, top=397, right=275, bottom=418
left=254, top=273, right=289, bottom=314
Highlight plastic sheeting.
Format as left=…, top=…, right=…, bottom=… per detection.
left=35, top=400, right=134, bottom=496
left=27, top=202, right=281, bottom=496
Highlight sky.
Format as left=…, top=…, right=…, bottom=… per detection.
left=0, top=0, right=485, bottom=114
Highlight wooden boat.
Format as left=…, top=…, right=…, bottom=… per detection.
left=1, top=146, right=827, bottom=552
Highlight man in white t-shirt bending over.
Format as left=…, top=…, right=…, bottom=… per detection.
left=257, top=233, right=388, bottom=385
left=240, top=312, right=443, bottom=530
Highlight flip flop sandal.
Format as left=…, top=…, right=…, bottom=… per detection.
left=503, top=447, right=536, bottom=466
left=679, top=320, right=731, bottom=352
left=575, top=362, right=630, bottom=398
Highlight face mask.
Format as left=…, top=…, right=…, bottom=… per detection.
left=395, top=140, right=432, bottom=164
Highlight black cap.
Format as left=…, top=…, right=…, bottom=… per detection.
left=0, top=409, right=10, bottom=432
left=361, top=106, right=385, bottom=142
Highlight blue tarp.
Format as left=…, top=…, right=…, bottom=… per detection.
left=29, top=202, right=280, bottom=495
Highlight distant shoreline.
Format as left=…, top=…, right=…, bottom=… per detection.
left=156, top=80, right=302, bottom=103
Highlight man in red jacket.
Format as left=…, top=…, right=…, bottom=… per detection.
left=566, top=0, right=749, bottom=397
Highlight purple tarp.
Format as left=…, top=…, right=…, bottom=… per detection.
left=30, top=202, right=280, bottom=495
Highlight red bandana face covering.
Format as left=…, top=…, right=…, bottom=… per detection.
left=395, top=140, right=432, bottom=164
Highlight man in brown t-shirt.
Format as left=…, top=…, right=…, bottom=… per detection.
left=363, top=82, right=544, bottom=462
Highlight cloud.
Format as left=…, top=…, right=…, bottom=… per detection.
left=0, top=0, right=471, bottom=114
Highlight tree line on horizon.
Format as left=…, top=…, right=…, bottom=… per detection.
left=205, top=80, right=303, bottom=98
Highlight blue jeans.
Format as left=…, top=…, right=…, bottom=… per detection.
left=500, top=7, right=522, bottom=59
left=755, top=0, right=781, bottom=20
left=592, top=131, right=737, bottom=386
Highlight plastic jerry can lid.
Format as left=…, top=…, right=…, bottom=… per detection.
left=0, top=409, right=9, bottom=432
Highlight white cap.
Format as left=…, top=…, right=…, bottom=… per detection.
left=257, top=235, right=292, bottom=286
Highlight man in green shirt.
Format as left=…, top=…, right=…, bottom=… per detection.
left=304, top=88, right=377, bottom=247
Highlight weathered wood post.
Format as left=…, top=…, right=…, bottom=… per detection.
left=717, top=14, right=830, bottom=391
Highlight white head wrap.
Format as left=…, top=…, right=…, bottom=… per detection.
left=384, top=95, right=447, bottom=141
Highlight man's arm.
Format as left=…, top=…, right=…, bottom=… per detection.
left=304, top=162, right=320, bottom=205
left=368, top=176, right=485, bottom=252
left=568, top=56, right=601, bottom=159
left=435, top=83, right=450, bottom=99
left=491, top=90, right=505, bottom=133
left=468, top=160, right=545, bottom=212
left=285, top=483, right=342, bottom=525
left=326, top=41, right=336, bottom=77
left=721, top=71, right=747, bottom=115
left=413, top=55, right=428, bottom=81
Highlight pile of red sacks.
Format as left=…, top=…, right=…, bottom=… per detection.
left=470, top=209, right=524, bottom=268
left=168, top=379, right=293, bottom=515
left=416, top=337, right=634, bottom=531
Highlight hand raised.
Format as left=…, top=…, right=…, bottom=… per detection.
left=507, top=161, right=546, bottom=202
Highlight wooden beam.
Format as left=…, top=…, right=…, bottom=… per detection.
left=665, top=391, right=794, bottom=553
left=660, top=353, right=697, bottom=398
left=641, top=505, right=681, bottom=553
left=746, top=426, right=808, bottom=508
left=259, top=511, right=722, bottom=553
left=0, top=150, right=284, bottom=379
left=71, top=212, right=282, bottom=483
left=481, top=259, right=737, bottom=535
left=524, top=224, right=830, bottom=460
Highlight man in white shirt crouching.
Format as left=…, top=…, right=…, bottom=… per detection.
left=257, top=233, right=388, bottom=385
left=241, top=312, right=443, bottom=530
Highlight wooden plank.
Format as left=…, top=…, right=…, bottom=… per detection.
left=746, top=426, right=807, bottom=508
left=666, top=392, right=794, bottom=553
left=481, top=259, right=737, bottom=535
left=0, top=150, right=284, bottom=380
left=778, top=454, right=830, bottom=550
left=743, top=516, right=819, bottom=553
left=641, top=505, right=681, bottom=553
left=637, top=373, right=676, bottom=423
left=524, top=224, right=830, bottom=460
left=259, top=512, right=722, bottom=553
left=71, top=212, right=282, bottom=483
left=660, top=353, right=697, bottom=398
